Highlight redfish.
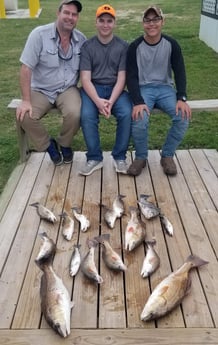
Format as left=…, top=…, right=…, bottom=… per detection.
left=35, top=233, right=74, bottom=338
left=125, top=206, right=146, bottom=251
left=81, top=239, right=103, bottom=284
left=141, top=254, right=208, bottom=321
left=95, top=234, right=127, bottom=271
left=30, top=202, right=57, bottom=223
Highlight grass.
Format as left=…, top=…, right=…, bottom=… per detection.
left=0, top=0, right=218, bottom=194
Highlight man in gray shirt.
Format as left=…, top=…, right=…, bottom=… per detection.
left=79, top=4, right=132, bottom=176
left=16, top=0, right=86, bottom=165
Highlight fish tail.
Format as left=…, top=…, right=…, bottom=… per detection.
left=145, top=238, right=156, bottom=247
left=186, top=254, right=209, bottom=268
left=86, top=238, right=99, bottom=248
left=95, top=234, right=110, bottom=243
left=140, top=194, right=150, bottom=199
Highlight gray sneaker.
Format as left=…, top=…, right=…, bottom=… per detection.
left=80, top=160, right=103, bottom=176
left=114, top=160, right=128, bottom=174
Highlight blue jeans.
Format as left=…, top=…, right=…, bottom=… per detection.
left=80, top=84, right=132, bottom=161
left=131, top=84, right=189, bottom=159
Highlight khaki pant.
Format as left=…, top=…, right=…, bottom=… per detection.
left=21, top=87, right=81, bottom=151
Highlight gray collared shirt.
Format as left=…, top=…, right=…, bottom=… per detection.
left=20, top=22, right=86, bottom=103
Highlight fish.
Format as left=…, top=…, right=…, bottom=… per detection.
left=101, top=204, right=117, bottom=229
left=140, top=239, right=160, bottom=278
left=125, top=206, right=146, bottom=251
left=60, top=211, right=75, bottom=241
left=101, top=194, right=125, bottom=229
left=69, top=244, right=81, bottom=277
left=160, top=213, right=174, bottom=236
left=35, top=233, right=74, bottom=338
left=112, top=194, right=126, bottom=218
left=141, top=254, right=209, bottom=321
left=72, top=207, right=90, bottom=232
left=81, top=238, right=103, bottom=284
left=137, top=194, right=160, bottom=220
left=35, top=232, right=56, bottom=263
left=30, top=202, right=57, bottom=223
left=95, top=234, right=127, bottom=272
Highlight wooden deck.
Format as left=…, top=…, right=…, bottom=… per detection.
left=0, top=149, right=218, bottom=344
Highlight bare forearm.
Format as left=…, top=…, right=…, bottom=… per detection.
left=20, top=64, right=32, bottom=101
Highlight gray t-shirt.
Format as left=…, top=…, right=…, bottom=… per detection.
left=20, top=22, right=86, bottom=103
left=80, top=35, right=128, bottom=85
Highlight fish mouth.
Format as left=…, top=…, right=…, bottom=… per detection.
left=140, top=312, right=154, bottom=322
left=55, top=323, right=70, bottom=338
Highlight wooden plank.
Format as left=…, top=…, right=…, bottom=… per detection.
left=40, top=160, right=73, bottom=330
left=187, top=99, right=218, bottom=111
left=204, top=149, right=218, bottom=176
left=0, top=153, right=44, bottom=274
left=0, top=328, right=218, bottom=345
left=98, top=152, right=126, bottom=328
left=118, top=152, right=152, bottom=328
left=8, top=98, right=218, bottom=112
left=11, top=154, right=56, bottom=329
left=176, top=150, right=218, bottom=256
left=0, top=162, right=25, bottom=220
left=189, top=149, right=218, bottom=209
left=169, top=151, right=217, bottom=326
left=72, top=152, right=101, bottom=329
left=145, top=150, right=185, bottom=328
left=148, top=150, right=213, bottom=327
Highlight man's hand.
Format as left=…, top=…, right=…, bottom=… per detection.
left=176, top=100, right=192, bottom=120
left=16, top=100, right=32, bottom=122
left=132, top=104, right=150, bottom=120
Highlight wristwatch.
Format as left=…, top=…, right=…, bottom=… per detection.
left=180, top=96, right=187, bottom=102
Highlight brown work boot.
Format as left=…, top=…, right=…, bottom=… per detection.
left=160, top=157, right=177, bottom=176
left=127, top=159, right=146, bottom=176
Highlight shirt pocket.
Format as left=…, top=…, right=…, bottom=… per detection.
left=40, top=49, right=59, bottom=68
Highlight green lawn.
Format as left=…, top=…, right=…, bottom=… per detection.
left=0, top=0, right=218, bottom=194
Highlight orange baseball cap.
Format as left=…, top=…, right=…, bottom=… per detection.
left=96, top=4, right=116, bottom=18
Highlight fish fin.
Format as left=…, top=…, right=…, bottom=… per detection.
left=145, top=239, right=156, bottom=247
left=185, top=275, right=192, bottom=296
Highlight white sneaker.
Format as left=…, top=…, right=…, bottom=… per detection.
left=80, top=160, right=103, bottom=176
left=114, top=160, right=128, bottom=174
